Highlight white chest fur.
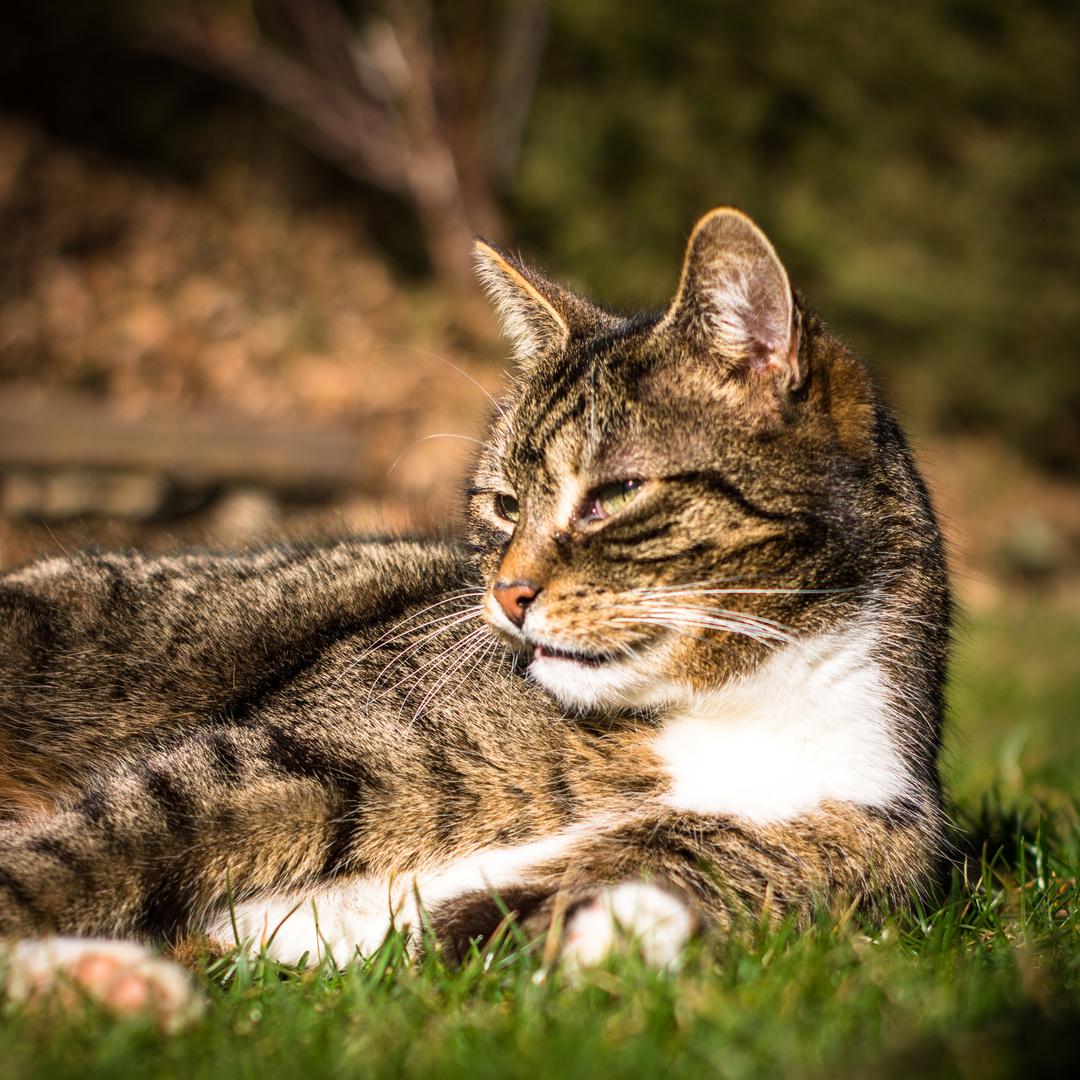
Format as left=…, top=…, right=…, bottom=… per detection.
left=650, top=623, right=912, bottom=824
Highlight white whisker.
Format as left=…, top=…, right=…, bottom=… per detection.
left=366, top=612, right=487, bottom=709
left=388, top=434, right=494, bottom=476
left=408, top=634, right=502, bottom=730
left=377, top=344, right=511, bottom=428
left=610, top=602, right=796, bottom=650
left=398, top=626, right=493, bottom=728
left=320, top=601, right=484, bottom=707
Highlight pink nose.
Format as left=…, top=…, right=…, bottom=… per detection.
left=492, top=581, right=539, bottom=627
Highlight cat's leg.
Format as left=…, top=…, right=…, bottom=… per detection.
left=423, top=878, right=702, bottom=969
left=2, top=938, right=202, bottom=1031
left=0, top=722, right=377, bottom=945
left=0, top=721, right=377, bottom=1022
left=428, top=801, right=942, bottom=967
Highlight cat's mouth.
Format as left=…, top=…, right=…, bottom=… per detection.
left=520, top=632, right=672, bottom=709
left=531, top=643, right=615, bottom=668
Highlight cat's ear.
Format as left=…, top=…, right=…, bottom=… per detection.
left=474, top=239, right=571, bottom=363
left=660, top=208, right=801, bottom=393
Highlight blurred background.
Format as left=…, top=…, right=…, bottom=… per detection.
left=0, top=1, right=1078, bottom=803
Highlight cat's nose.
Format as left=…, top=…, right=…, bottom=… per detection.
left=493, top=581, right=540, bottom=627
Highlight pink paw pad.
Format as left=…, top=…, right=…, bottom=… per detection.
left=3, top=938, right=203, bottom=1031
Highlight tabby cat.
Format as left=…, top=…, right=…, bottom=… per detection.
left=0, top=208, right=950, bottom=1024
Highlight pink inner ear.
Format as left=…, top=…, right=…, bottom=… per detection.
left=785, top=318, right=802, bottom=387
left=672, top=210, right=799, bottom=390
left=743, top=298, right=801, bottom=387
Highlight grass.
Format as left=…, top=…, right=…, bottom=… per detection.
left=3, top=597, right=1079, bottom=1079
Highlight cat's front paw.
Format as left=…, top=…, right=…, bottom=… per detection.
left=2, top=938, right=204, bottom=1031
left=562, top=882, right=697, bottom=970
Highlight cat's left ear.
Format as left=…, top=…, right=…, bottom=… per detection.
left=474, top=239, right=571, bottom=364
left=659, top=208, right=802, bottom=394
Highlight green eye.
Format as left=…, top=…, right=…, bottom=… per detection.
left=497, top=493, right=520, bottom=523
left=581, top=479, right=644, bottom=523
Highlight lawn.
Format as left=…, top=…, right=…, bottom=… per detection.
left=3, top=596, right=1079, bottom=1080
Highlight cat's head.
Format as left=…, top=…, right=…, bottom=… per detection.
left=467, top=208, right=881, bottom=713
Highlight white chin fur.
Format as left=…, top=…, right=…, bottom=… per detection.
left=483, top=598, right=676, bottom=711
left=528, top=652, right=659, bottom=710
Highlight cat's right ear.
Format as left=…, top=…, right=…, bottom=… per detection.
left=655, top=209, right=802, bottom=429
left=474, top=240, right=571, bottom=363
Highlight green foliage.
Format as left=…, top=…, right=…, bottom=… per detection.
left=516, top=0, right=1080, bottom=469
left=949, top=600, right=1080, bottom=808
left=4, top=601, right=1080, bottom=1078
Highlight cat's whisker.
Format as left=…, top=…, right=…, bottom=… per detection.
left=622, top=600, right=796, bottom=636
left=365, top=610, right=487, bottom=709
left=650, top=626, right=740, bottom=658
left=622, top=616, right=787, bottom=652
left=613, top=607, right=796, bottom=649
left=373, top=600, right=486, bottom=651
left=325, top=601, right=484, bottom=706
left=388, top=435, right=495, bottom=477
left=325, top=589, right=485, bottom=692
left=658, top=602, right=797, bottom=633
left=625, top=581, right=856, bottom=599
left=398, top=626, right=493, bottom=728
left=407, top=633, right=502, bottom=731
left=360, top=607, right=485, bottom=702
left=592, top=631, right=641, bottom=664
left=385, top=622, right=491, bottom=706
left=362, top=589, right=488, bottom=650
left=646, top=586, right=853, bottom=598
left=346, top=608, right=483, bottom=690
left=668, top=616, right=794, bottom=646
left=377, top=344, right=512, bottom=429
left=619, top=572, right=783, bottom=593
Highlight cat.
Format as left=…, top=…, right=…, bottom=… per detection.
left=0, top=208, right=951, bottom=1026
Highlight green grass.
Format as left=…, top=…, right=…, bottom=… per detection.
left=4, top=599, right=1080, bottom=1079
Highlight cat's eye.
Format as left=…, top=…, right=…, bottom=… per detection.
left=496, top=493, right=520, bottom=523
left=578, top=479, right=644, bottom=523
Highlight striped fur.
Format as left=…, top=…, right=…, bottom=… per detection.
left=0, top=209, right=950, bottom=999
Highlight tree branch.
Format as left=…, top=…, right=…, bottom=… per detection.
left=141, top=0, right=543, bottom=291
left=150, top=7, right=410, bottom=193
left=485, top=0, right=550, bottom=193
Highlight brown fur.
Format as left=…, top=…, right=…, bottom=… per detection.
left=0, top=209, right=950, bottom=963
